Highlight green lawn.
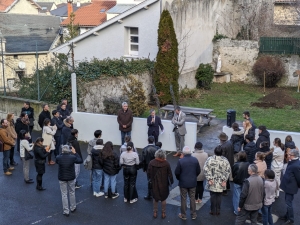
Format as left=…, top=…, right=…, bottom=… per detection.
left=180, top=83, right=300, bottom=132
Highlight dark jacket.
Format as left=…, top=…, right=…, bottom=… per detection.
left=101, top=152, right=120, bottom=176
left=91, top=145, right=104, bottom=170
left=15, top=118, right=29, bottom=135
left=285, top=141, right=296, bottom=150
left=259, top=146, right=272, bottom=169
left=117, top=109, right=133, bottom=132
left=280, top=159, right=300, bottom=194
left=147, top=159, right=173, bottom=201
left=147, top=115, right=164, bottom=137
left=38, top=110, right=51, bottom=128
left=232, top=161, right=250, bottom=185
left=141, top=144, right=158, bottom=172
left=61, top=119, right=72, bottom=145
left=21, top=107, right=34, bottom=120
left=51, top=116, right=63, bottom=137
left=34, top=145, right=49, bottom=174
left=244, top=141, right=257, bottom=164
left=220, top=141, right=234, bottom=167
left=68, top=135, right=83, bottom=163
left=58, top=108, right=70, bottom=121
left=175, top=154, right=200, bottom=188
left=230, top=129, right=244, bottom=153
left=56, top=153, right=83, bottom=181
left=256, top=130, right=270, bottom=149
left=57, top=104, right=72, bottom=113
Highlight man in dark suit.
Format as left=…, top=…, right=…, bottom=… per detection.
left=147, top=109, right=164, bottom=144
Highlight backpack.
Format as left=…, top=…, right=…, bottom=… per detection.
left=83, top=154, right=92, bottom=170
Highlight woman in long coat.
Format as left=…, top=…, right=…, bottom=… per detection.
left=147, top=150, right=173, bottom=219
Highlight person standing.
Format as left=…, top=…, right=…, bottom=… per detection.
left=191, top=142, right=208, bottom=204
left=91, top=139, right=104, bottom=197
left=279, top=149, right=300, bottom=225
left=243, top=134, right=256, bottom=164
left=256, top=126, right=272, bottom=169
left=141, top=136, right=158, bottom=200
left=38, top=104, right=51, bottom=129
left=58, top=103, right=70, bottom=121
left=147, top=109, right=164, bottom=144
left=42, top=118, right=57, bottom=165
left=120, top=142, right=139, bottom=203
left=204, top=145, right=231, bottom=216
left=230, top=122, right=244, bottom=156
left=33, top=137, right=51, bottom=190
left=175, top=146, right=200, bottom=220
left=68, top=129, right=83, bottom=189
left=87, top=130, right=102, bottom=154
left=242, top=111, right=256, bottom=129
left=235, top=164, right=264, bottom=225
left=172, top=106, right=187, bottom=158
left=56, top=145, right=83, bottom=217
left=148, top=149, right=173, bottom=219
left=232, top=151, right=250, bottom=215
left=120, top=135, right=137, bottom=153
left=243, top=120, right=255, bottom=144
left=0, top=119, right=15, bottom=176
left=57, top=99, right=72, bottom=113
left=61, top=117, right=74, bottom=145
left=19, top=130, right=34, bottom=183
left=15, top=112, right=30, bottom=152
left=6, top=113, right=18, bottom=166
left=117, top=102, right=133, bottom=145
left=21, top=102, right=34, bottom=135
left=100, top=141, right=120, bottom=199
left=51, top=110, right=63, bottom=157
left=254, top=152, right=267, bottom=178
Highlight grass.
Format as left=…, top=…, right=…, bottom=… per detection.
left=180, top=83, right=300, bottom=132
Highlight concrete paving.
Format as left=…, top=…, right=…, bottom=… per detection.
left=0, top=128, right=299, bottom=225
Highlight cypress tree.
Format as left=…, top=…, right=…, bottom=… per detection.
left=154, top=10, right=179, bottom=105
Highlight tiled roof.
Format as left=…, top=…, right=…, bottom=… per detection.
left=36, top=2, right=55, bottom=11
left=0, top=13, right=61, bottom=53
left=106, top=4, right=136, bottom=14
left=50, top=3, right=90, bottom=17
left=0, top=0, right=41, bottom=12
left=61, top=1, right=116, bottom=27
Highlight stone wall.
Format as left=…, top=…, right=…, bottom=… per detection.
left=79, top=73, right=152, bottom=113
left=0, top=96, right=56, bottom=131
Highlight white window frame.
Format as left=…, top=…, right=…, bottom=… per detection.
left=129, top=27, right=139, bottom=56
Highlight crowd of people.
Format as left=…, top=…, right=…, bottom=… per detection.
left=0, top=101, right=300, bottom=224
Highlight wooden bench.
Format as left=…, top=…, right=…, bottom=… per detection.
left=160, top=105, right=216, bottom=126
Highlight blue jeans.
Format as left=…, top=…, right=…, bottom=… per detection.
left=261, top=204, right=273, bottom=225
left=3, top=150, right=10, bottom=172
left=104, top=172, right=117, bottom=193
left=121, top=131, right=131, bottom=145
left=233, top=183, right=242, bottom=214
left=285, top=193, right=294, bottom=222
left=92, top=169, right=103, bottom=193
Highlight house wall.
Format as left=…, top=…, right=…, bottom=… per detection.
left=274, top=4, right=300, bottom=26
left=9, top=0, right=39, bottom=14
left=55, top=0, right=160, bottom=61
left=107, top=13, right=119, bottom=20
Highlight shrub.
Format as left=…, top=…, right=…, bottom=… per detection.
left=103, top=97, right=128, bottom=115
left=195, top=63, right=214, bottom=89
left=180, top=88, right=199, bottom=99
left=153, top=10, right=179, bottom=105
left=123, top=75, right=147, bottom=117
left=252, top=56, right=286, bottom=87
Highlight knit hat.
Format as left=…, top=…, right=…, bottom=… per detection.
left=218, top=132, right=228, bottom=141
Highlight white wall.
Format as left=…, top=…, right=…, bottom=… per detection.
left=72, top=112, right=197, bottom=151
left=55, top=1, right=160, bottom=61
left=223, top=126, right=300, bottom=148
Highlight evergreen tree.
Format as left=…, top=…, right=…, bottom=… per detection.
left=153, top=10, right=179, bottom=105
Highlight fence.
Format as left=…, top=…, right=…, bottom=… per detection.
left=259, top=37, right=300, bottom=54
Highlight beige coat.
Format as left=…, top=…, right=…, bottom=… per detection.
left=255, top=160, right=267, bottom=178
left=42, top=125, right=57, bottom=150
left=7, top=121, right=17, bottom=139
left=192, top=149, right=208, bottom=181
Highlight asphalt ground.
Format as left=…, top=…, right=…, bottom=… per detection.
left=0, top=130, right=299, bottom=225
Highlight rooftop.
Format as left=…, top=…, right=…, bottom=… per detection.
left=106, top=4, right=136, bottom=14
left=0, top=0, right=41, bottom=12
left=50, top=3, right=90, bottom=17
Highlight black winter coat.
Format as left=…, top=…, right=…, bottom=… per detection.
left=68, top=135, right=83, bottom=163
left=34, top=145, right=49, bottom=174
left=61, top=122, right=72, bottom=145
left=38, top=110, right=51, bottom=128
left=244, top=141, right=257, bottom=164
left=101, top=152, right=120, bottom=175
left=15, top=118, right=29, bottom=135
left=230, top=129, right=244, bottom=153
left=141, top=144, right=158, bottom=172
left=51, top=117, right=63, bottom=137
left=57, top=104, right=72, bottom=113
left=91, top=147, right=103, bottom=170
left=285, top=141, right=296, bottom=150
left=58, top=108, right=70, bottom=121
left=220, top=141, right=234, bottom=167
left=280, top=159, right=300, bottom=194
left=256, top=130, right=270, bottom=149
left=232, top=161, right=250, bottom=185
left=56, top=153, right=83, bottom=181
left=259, top=146, right=272, bottom=169
left=21, top=107, right=34, bottom=120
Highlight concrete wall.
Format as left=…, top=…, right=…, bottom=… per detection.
left=9, top=0, right=39, bottom=14
left=223, top=126, right=300, bottom=151
left=274, top=4, right=300, bottom=26
left=54, top=0, right=160, bottom=61
left=79, top=73, right=152, bottom=113
left=72, top=112, right=197, bottom=150
left=0, top=96, right=56, bottom=131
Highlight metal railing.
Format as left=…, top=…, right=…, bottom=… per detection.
left=259, top=37, right=300, bottom=54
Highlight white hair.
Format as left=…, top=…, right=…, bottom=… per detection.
left=61, top=145, right=71, bottom=153
left=182, top=146, right=191, bottom=155
left=290, top=149, right=300, bottom=158
left=122, top=102, right=128, bottom=106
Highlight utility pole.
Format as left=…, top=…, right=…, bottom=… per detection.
left=36, top=41, right=40, bottom=101
left=0, top=31, right=6, bottom=96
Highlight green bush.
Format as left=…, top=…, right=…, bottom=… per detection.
left=153, top=10, right=179, bottom=105
left=195, top=63, right=214, bottom=89
left=180, top=88, right=199, bottom=99
left=212, top=33, right=228, bottom=42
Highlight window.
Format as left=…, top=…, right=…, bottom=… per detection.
left=13, top=55, right=18, bottom=59
left=7, top=79, right=15, bottom=89
left=129, top=27, right=139, bottom=56
left=15, top=70, right=25, bottom=80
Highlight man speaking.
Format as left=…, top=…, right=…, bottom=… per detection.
left=147, top=109, right=164, bottom=144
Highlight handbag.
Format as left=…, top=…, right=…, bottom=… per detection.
left=25, top=149, right=33, bottom=160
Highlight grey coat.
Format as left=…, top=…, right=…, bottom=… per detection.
left=172, top=111, right=187, bottom=135
left=192, top=149, right=208, bottom=181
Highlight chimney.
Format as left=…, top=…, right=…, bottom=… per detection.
left=77, top=2, right=80, bottom=7
left=67, top=0, right=73, bottom=18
